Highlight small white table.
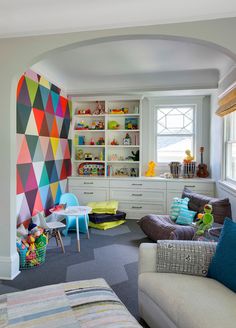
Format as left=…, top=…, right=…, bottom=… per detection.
left=53, top=206, right=91, bottom=252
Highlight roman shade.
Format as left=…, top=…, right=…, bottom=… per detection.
left=216, top=86, right=236, bottom=117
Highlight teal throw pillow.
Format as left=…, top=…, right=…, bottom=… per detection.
left=207, top=218, right=236, bottom=292
left=170, top=197, right=189, bottom=221
left=176, top=208, right=197, bottom=225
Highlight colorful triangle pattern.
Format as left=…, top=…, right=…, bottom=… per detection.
left=16, top=70, right=72, bottom=226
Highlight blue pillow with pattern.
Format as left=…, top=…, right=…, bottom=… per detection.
left=170, top=197, right=189, bottom=221
left=207, top=218, right=236, bottom=292
left=176, top=208, right=197, bottom=225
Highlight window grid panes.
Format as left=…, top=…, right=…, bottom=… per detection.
left=156, top=106, right=195, bottom=163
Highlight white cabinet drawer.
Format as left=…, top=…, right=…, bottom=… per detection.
left=119, top=202, right=164, bottom=213
left=69, top=187, right=109, bottom=205
left=110, top=189, right=166, bottom=202
left=68, top=178, right=109, bottom=188
left=166, top=181, right=215, bottom=192
left=110, top=179, right=166, bottom=190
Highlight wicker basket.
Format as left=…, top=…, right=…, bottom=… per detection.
left=18, top=245, right=46, bottom=270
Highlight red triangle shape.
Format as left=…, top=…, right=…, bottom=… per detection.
left=32, top=190, right=43, bottom=215
left=51, top=117, right=59, bottom=138
left=16, top=168, right=24, bottom=194
left=17, top=75, right=25, bottom=99
left=60, top=160, right=67, bottom=180
left=25, top=164, right=38, bottom=192
left=60, top=97, right=68, bottom=117
left=45, top=93, right=54, bottom=114
left=17, top=135, right=32, bottom=164
left=33, top=108, right=45, bottom=134
left=64, top=142, right=71, bottom=159
left=40, top=114, right=49, bottom=137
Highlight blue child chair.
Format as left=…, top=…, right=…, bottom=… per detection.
left=59, top=193, right=89, bottom=236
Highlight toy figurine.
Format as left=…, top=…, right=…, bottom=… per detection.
left=184, top=149, right=194, bottom=163
left=195, top=204, right=214, bottom=236
left=145, top=161, right=157, bottom=177
left=111, top=138, right=119, bottom=145
left=90, top=138, right=95, bottom=145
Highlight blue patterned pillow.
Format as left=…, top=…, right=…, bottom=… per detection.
left=176, top=208, right=197, bottom=225
left=207, top=218, right=236, bottom=292
left=170, top=197, right=189, bottom=221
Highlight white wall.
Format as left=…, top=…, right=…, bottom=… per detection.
left=1, top=18, right=236, bottom=279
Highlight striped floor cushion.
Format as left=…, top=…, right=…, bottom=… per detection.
left=1, top=278, right=141, bottom=328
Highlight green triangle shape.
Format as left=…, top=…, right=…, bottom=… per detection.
left=39, top=164, right=50, bottom=187
left=25, top=77, right=39, bottom=107
left=17, top=103, right=31, bottom=134
left=25, top=135, right=38, bottom=160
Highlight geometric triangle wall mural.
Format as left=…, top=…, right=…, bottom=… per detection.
left=16, top=69, right=72, bottom=226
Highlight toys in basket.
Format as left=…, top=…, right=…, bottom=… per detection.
left=77, top=162, right=105, bottom=176
left=16, top=221, right=47, bottom=269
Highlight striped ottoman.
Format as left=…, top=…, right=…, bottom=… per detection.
left=0, top=278, right=142, bottom=328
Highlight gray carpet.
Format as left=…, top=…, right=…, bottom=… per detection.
left=0, top=220, right=152, bottom=326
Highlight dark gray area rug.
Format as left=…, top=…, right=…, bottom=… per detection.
left=0, top=220, right=152, bottom=326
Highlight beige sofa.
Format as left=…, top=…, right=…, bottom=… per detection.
left=138, top=243, right=236, bottom=328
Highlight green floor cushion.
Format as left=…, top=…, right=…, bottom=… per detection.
left=87, top=200, right=118, bottom=214
left=89, top=220, right=125, bottom=230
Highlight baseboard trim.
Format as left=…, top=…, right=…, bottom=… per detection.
left=0, top=252, right=20, bottom=280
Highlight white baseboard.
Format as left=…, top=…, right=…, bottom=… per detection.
left=0, top=252, right=20, bottom=280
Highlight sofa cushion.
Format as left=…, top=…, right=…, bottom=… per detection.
left=156, top=240, right=216, bottom=276
left=139, top=272, right=236, bottom=328
left=138, top=215, right=176, bottom=241
left=208, top=218, right=236, bottom=292
left=182, top=187, right=231, bottom=224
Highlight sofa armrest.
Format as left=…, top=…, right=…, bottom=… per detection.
left=139, top=243, right=157, bottom=275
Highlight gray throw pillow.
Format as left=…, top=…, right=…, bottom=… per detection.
left=156, top=240, right=216, bottom=276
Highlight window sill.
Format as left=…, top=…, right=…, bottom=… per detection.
left=218, top=180, right=236, bottom=196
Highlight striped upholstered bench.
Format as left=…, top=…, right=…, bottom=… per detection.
left=0, top=278, right=142, bottom=327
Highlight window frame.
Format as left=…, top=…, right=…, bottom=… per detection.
left=147, top=96, right=204, bottom=169
left=224, top=112, right=236, bottom=185
left=155, top=104, right=196, bottom=164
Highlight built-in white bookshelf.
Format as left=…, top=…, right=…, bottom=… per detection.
left=71, top=97, right=142, bottom=178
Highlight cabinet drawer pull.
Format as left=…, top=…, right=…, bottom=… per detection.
left=184, top=185, right=195, bottom=188
left=132, top=206, right=143, bottom=209
left=132, top=193, right=143, bottom=196
left=84, top=182, right=94, bottom=185
left=131, top=183, right=143, bottom=186
left=84, top=192, right=94, bottom=195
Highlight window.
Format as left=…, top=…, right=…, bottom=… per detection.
left=225, top=111, right=236, bottom=183
left=156, top=105, right=195, bottom=163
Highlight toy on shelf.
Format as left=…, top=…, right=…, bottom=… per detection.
left=77, top=162, right=105, bottom=176
left=90, top=138, right=95, bottom=145
left=96, top=121, right=105, bottom=130
left=123, top=133, right=131, bottom=145
left=78, top=136, right=85, bottom=145
left=130, top=168, right=138, bottom=177
left=126, top=150, right=139, bottom=161
left=99, top=150, right=104, bottom=161
left=93, top=101, right=106, bottom=115
left=145, top=161, right=157, bottom=177
left=108, top=120, right=120, bottom=130
left=75, top=121, right=89, bottom=130
left=84, top=152, right=93, bottom=160
left=111, top=138, right=119, bottom=145
left=110, top=108, right=129, bottom=114
left=77, top=108, right=91, bottom=115
left=114, top=167, right=129, bottom=176
left=183, top=149, right=194, bottom=163
left=96, top=137, right=105, bottom=145
left=195, top=204, right=214, bottom=236
left=125, top=117, right=138, bottom=130
left=197, top=147, right=209, bottom=178
left=76, top=149, right=84, bottom=160
left=110, top=154, right=118, bottom=161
